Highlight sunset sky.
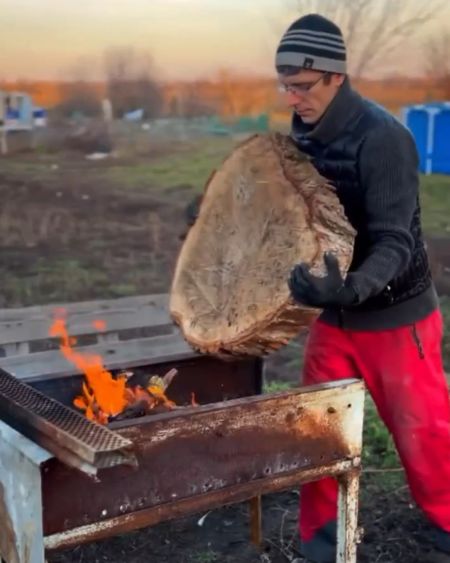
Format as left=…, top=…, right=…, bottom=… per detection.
left=1, top=0, right=448, bottom=82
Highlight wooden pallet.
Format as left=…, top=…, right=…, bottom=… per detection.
left=0, top=293, right=197, bottom=381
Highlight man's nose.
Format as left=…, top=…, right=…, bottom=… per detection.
left=286, top=91, right=303, bottom=107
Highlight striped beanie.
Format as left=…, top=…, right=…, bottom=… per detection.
left=276, top=14, right=346, bottom=74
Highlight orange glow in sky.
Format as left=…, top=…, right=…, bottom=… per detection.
left=1, top=0, right=281, bottom=81
left=1, top=0, right=446, bottom=82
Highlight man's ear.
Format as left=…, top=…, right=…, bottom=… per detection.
left=334, top=73, right=346, bottom=87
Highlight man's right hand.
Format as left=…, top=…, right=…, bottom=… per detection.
left=179, top=194, right=203, bottom=240
left=185, top=194, right=203, bottom=226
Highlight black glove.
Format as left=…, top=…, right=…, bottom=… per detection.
left=288, top=252, right=357, bottom=308
left=185, top=194, right=203, bottom=226
left=179, top=194, right=203, bottom=240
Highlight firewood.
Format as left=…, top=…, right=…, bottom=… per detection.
left=110, top=399, right=150, bottom=421
left=169, top=132, right=355, bottom=358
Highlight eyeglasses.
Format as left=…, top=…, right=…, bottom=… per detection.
left=278, top=72, right=330, bottom=96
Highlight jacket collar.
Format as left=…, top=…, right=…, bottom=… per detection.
left=291, top=77, right=364, bottom=146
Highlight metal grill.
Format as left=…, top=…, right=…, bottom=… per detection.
left=0, top=368, right=135, bottom=472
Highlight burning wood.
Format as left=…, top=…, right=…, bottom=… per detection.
left=49, top=316, right=182, bottom=424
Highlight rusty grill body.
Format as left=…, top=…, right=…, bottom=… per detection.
left=0, top=294, right=365, bottom=563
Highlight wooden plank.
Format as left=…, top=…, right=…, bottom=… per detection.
left=0, top=304, right=173, bottom=347
left=1, top=343, right=29, bottom=357
left=0, top=333, right=198, bottom=381
left=0, top=294, right=168, bottom=322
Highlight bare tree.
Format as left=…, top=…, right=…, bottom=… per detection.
left=212, top=69, right=276, bottom=117
left=56, top=58, right=101, bottom=118
left=424, top=28, right=450, bottom=98
left=177, top=83, right=216, bottom=118
left=281, top=0, right=444, bottom=77
left=104, top=47, right=163, bottom=119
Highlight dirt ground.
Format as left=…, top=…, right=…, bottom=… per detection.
left=1, top=145, right=449, bottom=562
left=0, top=154, right=193, bottom=307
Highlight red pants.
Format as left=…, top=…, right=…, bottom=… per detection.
left=300, top=309, right=450, bottom=545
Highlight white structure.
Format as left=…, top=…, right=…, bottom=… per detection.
left=0, top=90, right=35, bottom=155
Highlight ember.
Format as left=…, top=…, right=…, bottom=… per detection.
left=49, top=314, right=179, bottom=424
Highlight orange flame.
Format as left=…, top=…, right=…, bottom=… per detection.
left=92, top=319, right=106, bottom=331
left=50, top=313, right=193, bottom=424
left=49, top=311, right=181, bottom=424
left=50, top=317, right=127, bottom=421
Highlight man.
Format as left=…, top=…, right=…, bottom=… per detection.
left=277, top=13, right=450, bottom=563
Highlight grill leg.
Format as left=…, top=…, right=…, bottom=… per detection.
left=336, top=469, right=361, bottom=563
left=0, top=421, right=47, bottom=563
left=249, top=495, right=262, bottom=547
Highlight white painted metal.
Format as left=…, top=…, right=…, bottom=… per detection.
left=0, top=421, right=51, bottom=563
left=337, top=467, right=361, bottom=563
left=425, top=107, right=441, bottom=175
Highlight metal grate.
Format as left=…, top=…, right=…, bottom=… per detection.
left=0, top=368, right=135, bottom=470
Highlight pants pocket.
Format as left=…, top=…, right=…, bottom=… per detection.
left=411, top=324, right=425, bottom=359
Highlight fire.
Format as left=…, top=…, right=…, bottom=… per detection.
left=92, top=319, right=107, bottom=331
left=49, top=314, right=178, bottom=424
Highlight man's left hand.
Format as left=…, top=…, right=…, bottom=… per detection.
left=288, top=252, right=357, bottom=308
